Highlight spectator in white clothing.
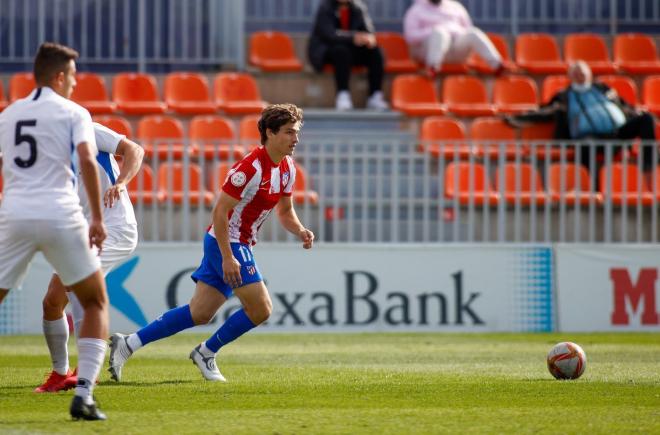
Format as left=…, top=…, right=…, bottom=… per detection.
left=403, top=0, right=503, bottom=76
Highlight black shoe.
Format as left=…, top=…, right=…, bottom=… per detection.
left=70, top=395, right=107, bottom=421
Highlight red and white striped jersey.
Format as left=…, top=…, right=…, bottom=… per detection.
left=209, top=146, right=296, bottom=246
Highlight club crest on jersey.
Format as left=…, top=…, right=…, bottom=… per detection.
left=282, top=172, right=290, bottom=187
left=246, top=265, right=256, bottom=275
left=231, top=171, right=247, bottom=187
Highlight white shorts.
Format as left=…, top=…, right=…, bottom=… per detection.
left=98, top=224, right=138, bottom=275
left=0, top=217, right=100, bottom=289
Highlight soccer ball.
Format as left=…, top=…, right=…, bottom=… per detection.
left=546, top=342, right=587, bottom=380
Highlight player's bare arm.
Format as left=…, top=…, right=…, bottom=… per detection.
left=276, top=195, right=314, bottom=249
left=105, top=138, right=144, bottom=208
left=77, top=141, right=106, bottom=250
left=212, top=192, right=242, bottom=287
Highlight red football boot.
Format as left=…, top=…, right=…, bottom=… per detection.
left=34, top=369, right=75, bottom=393
left=66, top=367, right=98, bottom=388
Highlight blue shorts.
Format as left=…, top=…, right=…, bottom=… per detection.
left=191, top=234, right=262, bottom=299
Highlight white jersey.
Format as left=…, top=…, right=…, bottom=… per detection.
left=78, top=123, right=137, bottom=227
left=0, top=86, right=96, bottom=221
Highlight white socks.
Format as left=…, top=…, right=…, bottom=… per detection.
left=127, top=333, right=143, bottom=352
left=200, top=342, right=215, bottom=358
left=74, top=338, right=107, bottom=404
left=42, top=317, right=69, bottom=375
left=68, top=292, right=85, bottom=338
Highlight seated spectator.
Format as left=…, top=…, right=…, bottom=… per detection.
left=308, top=0, right=388, bottom=111
left=504, top=61, right=658, bottom=175
left=403, top=0, right=503, bottom=76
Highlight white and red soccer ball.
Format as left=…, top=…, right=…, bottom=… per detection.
left=546, top=342, right=587, bottom=380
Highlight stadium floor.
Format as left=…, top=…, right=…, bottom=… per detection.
left=1, top=333, right=658, bottom=434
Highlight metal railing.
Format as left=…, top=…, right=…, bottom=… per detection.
left=127, top=136, right=660, bottom=244
left=0, top=0, right=244, bottom=72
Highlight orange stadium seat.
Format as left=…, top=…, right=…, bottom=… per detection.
left=495, top=163, right=549, bottom=206
left=214, top=73, right=267, bottom=115
left=470, top=117, right=520, bottom=159
left=439, top=63, right=470, bottom=74
left=614, top=33, right=660, bottom=75
left=10, top=72, right=36, bottom=102
left=249, top=31, right=303, bottom=72
left=158, top=162, right=214, bottom=206
left=391, top=74, right=446, bottom=116
left=0, top=81, right=8, bottom=111
left=653, top=166, right=660, bottom=199
left=137, top=115, right=188, bottom=160
left=468, top=33, right=518, bottom=74
left=375, top=32, right=419, bottom=73
left=210, top=162, right=232, bottom=193
left=113, top=73, right=166, bottom=115
left=164, top=72, right=216, bottom=115
left=239, top=114, right=262, bottom=151
left=493, top=75, right=538, bottom=114
left=642, top=76, right=660, bottom=116
left=541, top=75, right=570, bottom=104
left=292, top=163, right=319, bottom=205
left=93, top=115, right=133, bottom=138
left=520, top=122, right=574, bottom=161
left=189, top=115, right=245, bottom=161
left=564, top=33, right=617, bottom=74
left=126, top=165, right=162, bottom=205
left=418, top=117, right=471, bottom=159
left=596, top=75, right=638, bottom=106
left=548, top=163, right=600, bottom=205
left=444, top=162, right=499, bottom=206
left=442, top=75, right=496, bottom=116
left=599, top=163, right=653, bottom=206
left=515, top=33, right=567, bottom=74
left=71, top=73, right=116, bottom=114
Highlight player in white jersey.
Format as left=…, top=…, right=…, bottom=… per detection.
left=35, top=122, right=143, bottom=394
left=0, top=42, right=109, bottom=421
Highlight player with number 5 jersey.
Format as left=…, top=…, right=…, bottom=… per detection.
left=108, top=103, right=314, bottom=383
left=0, top=42, right=109, bottom=421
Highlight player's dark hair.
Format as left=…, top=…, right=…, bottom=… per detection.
left=33, top=42, right=79, bottom=86
left=258, top=103, right=304, bottom=145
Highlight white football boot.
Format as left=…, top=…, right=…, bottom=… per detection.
left=108, top=333, right=133, bottom=382
left=190, top=344, right=226, bottom=382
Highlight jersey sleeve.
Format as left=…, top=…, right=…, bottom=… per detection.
left=71, top=106, right=97, bottom=155
left=221, top=160, right=259, bottom=200
left=282, top=157, right=296, bottom=196
left=92, top=122, right=125, bottom=154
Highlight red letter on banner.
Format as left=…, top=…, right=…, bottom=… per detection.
left=610, top=268, right=659, bottom=325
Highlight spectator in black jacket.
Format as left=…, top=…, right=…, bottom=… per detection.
left=308, top=0, right=388, bottom=111
left=504, top=61, right=657, bottom=174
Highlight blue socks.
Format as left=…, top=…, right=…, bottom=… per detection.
left=136, top=305, right=194, bottom=346
left=205, top=309, right=256, bottom=353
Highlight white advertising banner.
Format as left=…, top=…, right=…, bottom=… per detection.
left=556, top=245, right=660, bottom=331
left=1, top=244, right=554, bottom=334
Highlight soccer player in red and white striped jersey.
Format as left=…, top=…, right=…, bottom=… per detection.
left=108, top=104, right=314, bottom=382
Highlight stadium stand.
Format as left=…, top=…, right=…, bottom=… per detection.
left=113, top=73, right=167, bottom=115
left=137, top=115, right=188, bottom=160
left=563, top=33, right=617, bottom=74
left=210, top=162, right=231, bottom=194
left=596, top=75, right=639, bottom=106
left=495, top=163, right=549, bottom=206
left=164, top=72, right=217, bottom=115
left=519, top=123, right=574, bottom=160
left=548, top=163, right=600, bottom=205
left=541, top=75, right=570, bottom=104
left=470, top=117, right=518, bottom=159
left=157, top=162, right=214, bottom=206
left=614, top=33, right=660, bottom=74
left=249, top=31, right=303, bottom=72
left=292, top=162, right=319, bottom=205
left=468, top=32, right=518, bottom=74
left=492, top=75, right=539, bottom=114
left=375, top=32, right=419, bottom=73
left=444, top=162, right=500, bottom=206
left=599, top=163, right=654, bottom=206
left=442, top=75, right=496, bottom=117
left=214, top=72, right=267, bottom=115
left=189, top=115, right=245, bottom=160
left=515, top=33, right=567, bottom=74
left=126, top=165, right=160, bottom=205
left=93, top=115, right=133, bottom=138
left=239, top=114, right=262, bottom=150
left=0, top=81, right=8, bottom=111
left=391, top=74, right=446, bottom=116
left=70, top=73, right=116, bottom=114
left=418, top=117, right=471, bottom=159
left=642, top=76, right=660, bottom=116
left=9, top=72, right=35, bottom=102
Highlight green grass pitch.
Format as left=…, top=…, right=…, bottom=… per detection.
left=1, top=333, right=659, bottom=434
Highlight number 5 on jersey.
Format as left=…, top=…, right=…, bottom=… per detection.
left=14, top=119, right=38, bottom=168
